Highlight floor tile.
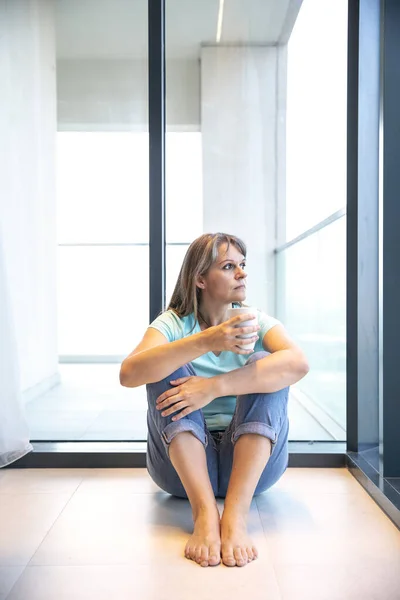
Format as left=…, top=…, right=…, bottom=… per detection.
left=29, top=493, right=193, bottom=566
left=0, top=494, right=72, bottom=566
left=256, top=486, right=391, bottom=535
left=29, top=493, right=271, bottom=567
left=76, top=468, right=163, bottom=494
left=274, top=561, right=400, bottom=600
left=257, top=477, right=400, bottom=567
left=0, top=469, right=90, bottom=495
left=270, top=468, right=368, bottom=496
left=0, top=567, right=25, bottom=600
left=7, top=563, right=282, bottom=600
left=2, top=468, right=399, bottom=599
left=260, top=517, right=400, bottom=567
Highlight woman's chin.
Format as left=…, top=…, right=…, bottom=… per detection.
left=233, top=288, right=246, bottom=299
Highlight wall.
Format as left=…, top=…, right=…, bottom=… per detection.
left=57, top=58, right=200, bottom=131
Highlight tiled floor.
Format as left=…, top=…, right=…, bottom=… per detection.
left=0, top=468, right=399, bottom=599
left=25, top=364, right=345, bottom=442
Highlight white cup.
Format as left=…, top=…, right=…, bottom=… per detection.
left=226, top=306, right=258, bottom=351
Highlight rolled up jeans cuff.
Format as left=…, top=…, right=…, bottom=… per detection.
left=231, top=422, right=278, bottom=455
left=161, top=419, right=208, bottom=457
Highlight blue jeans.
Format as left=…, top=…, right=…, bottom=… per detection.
left=146, top=351, right=290, bottom=498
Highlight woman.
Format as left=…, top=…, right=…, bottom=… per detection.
left=119, top=232, right=309, bottom=568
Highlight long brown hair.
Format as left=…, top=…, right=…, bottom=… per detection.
left=167, top=233, right=247, bottom=326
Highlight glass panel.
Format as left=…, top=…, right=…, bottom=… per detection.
left=57, top=246, right=149, bottom=356
left=166, top=134, right=203, bottom=244
left=165, top=1, right=339, bottom=440
left=166, top=0, right=288, bottom=314
left=55, top=0, right=149, bottom=360
left=25, top=363, right=148, bottom=441
left=286, top=0, right=348, bottom=240
left=57, top=132, right=149, bottom=244
left=276, top=217, right=346, bottom=438
left=23, top=0, right=149, bottom=442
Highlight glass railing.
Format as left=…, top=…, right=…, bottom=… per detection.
left=276, top=215, right=346, bottom=437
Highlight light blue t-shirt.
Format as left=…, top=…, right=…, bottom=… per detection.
left=148, top=307, right=280, bottom=431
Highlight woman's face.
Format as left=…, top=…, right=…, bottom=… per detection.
left=197, top=243, right=247, bottom=304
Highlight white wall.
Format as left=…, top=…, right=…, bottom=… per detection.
left=201, top=46, right=286, bottom=315
left=57, top=58, right=200, bottom=131
left=0, top=0, right=58, bottom=397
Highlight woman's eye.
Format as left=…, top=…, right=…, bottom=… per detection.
left=223, top=263, right=246, bottom=270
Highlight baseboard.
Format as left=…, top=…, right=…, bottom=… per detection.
left=347, top=452, right=400, bottom=530
left=6, top=441, right=346, bottom=469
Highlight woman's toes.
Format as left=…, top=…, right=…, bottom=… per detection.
left=246, top=547, right=254, bottom=561
left=234, top=547, right=247, bottom=567
left=208, top=544, right=221, bottom=566
left=185, top=544, right=195, bottom=561
left=222, top=547, right=236, bottom=567
left=194, top=548, right=202, bottom=564
left=197, top=546, right=209, bottom=567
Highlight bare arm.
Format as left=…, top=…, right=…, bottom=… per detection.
left=119, top=312, right=260, bottom=388
left=119, top=328, right=209, bottom=388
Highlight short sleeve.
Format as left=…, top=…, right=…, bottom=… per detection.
left=257, top=309, right=281, bottom=341
left=148, top=310, right=184, bottom=343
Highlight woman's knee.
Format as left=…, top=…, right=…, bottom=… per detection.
left=245, top=350, right=270, bottom=365
left=233, top=387, right=290, bottom=446
left=146, top=364, right=197, bottom=412
left=162, top=422, right=209, bottom=456
left=147, top=363, right=196, bottom=390
left=243, top=352, right=290, bottom=401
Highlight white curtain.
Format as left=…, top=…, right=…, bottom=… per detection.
left=0, top=229, right=33, bottom=468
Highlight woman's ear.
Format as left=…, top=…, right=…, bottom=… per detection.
left=196, top=277, right=205, bottom=290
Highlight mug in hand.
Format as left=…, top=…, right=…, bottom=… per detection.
left=226, top=306, right=258, bottom=351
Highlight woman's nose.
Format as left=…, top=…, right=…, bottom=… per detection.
left=236, top=268, right=247, bottom=278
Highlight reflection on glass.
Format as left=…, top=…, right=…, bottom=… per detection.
left=276, top=217, right=346, bottom=435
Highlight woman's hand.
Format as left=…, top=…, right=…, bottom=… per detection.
left=203, top=313, right=260, bottom=354
left=156, top=376, right=218, bottom=421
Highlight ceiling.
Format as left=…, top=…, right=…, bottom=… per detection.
left=55, top=0, right=303, bottom=60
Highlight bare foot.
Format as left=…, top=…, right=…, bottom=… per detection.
left=185, top=505, right=221, bottom=567
left=220, top=511, right=258, bottom=567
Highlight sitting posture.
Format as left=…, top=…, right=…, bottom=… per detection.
left=120, top=232, right=309, bottom=568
